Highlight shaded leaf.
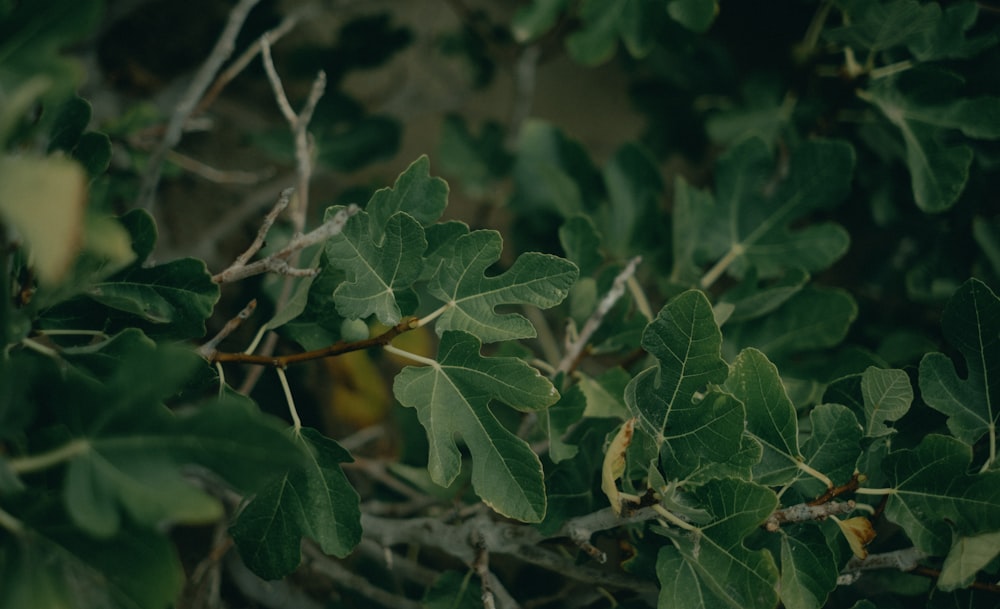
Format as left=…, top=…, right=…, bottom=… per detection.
left=230, top=428, right=361, bottom=579
left=860, top=367, right=913, bottom=438
left=658, top=478, right=779, bottom=609
left=393, top=331, right=560, bottom=521
left=423, top=570, right=482, bottom=609
left=825, top=1, right=939, bottom=52
left=919, top=278, right=999, bottom=458
left=511, top=0, right=570, bottom=43
left=625, top=290, right=729, bottom=447
left=725, top=348, right=802, bottom=485
left=862, top=73, right=1000, bottom=212
left=668, top=0, right=718, bottom=33
left=364, top=155, right=448, bottom=240
left=938, top=530, right=1000, bottom=592
left=779, top=525, right=839, bottom=609
left=882, top=434, right=1000, bottom=554
left=428, top=230, right=578, bottom=343
left=799, top=404, right=863, bottom=495
left=695, top=137, right=854, bottom=280
left=908, top=2, right=997, bottom=60
left=559, top=215, right=604, bottom=277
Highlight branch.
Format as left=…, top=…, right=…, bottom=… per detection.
left=556, top=256, right=641, bottom=376
left=196, top=299, right=257, bottom=358
left=764, top=500, right=855, bottom=531
left=211, top=204, right=359, bottom=284
left=136, top=0, right=262, bottom=211
left=208, top=315, right=419, bottom=366
left=838, top=547, right=927, bottom=585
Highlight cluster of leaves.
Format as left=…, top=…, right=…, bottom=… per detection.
left=2, top=1, right=1000, bottom=609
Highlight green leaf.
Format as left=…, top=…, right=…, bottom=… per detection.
left=423, top=570, right=482, bottom=609
left=881, top=434, right=1000, bottom=554
left=565, top=0, right=625, bottom=66
left=825, top=1, right=939, bottom=52
left=919, top=278, right=999, bottom=459
left=48, top=95, right=91, bottom=154
left=364, top=155, right=448, bottom=240
left=671, top=175, right=714, bottom=286
left=696, top=137, right=854, bottom=280
left=719, top=268, right=809, bottom=324
left=778, top=525, right=839, bottom=609
left=667, top=0, right=718, bottom=33
left=89, top=257, right=219, bottom=340
left=862, top=73, right=1000, bottom=212
left=428, top=230, right=578, bottom=343
left=907, top=2, right=997, bottom=60
left=860, top=366, right=913, bottom=438
left=438, top=115, right=511, bottom=197
left=938, top=530, right=1000, bottom=592
left=559, top=215, right=604, bottom=277
left=724, top=287, right=858, bottom=361
left=543, top=382, right=586, bottom=463
left=599, top=142, right=663, bottom=258
left=393, top=331, right=560, bottom=522
left=511, top=0, right=569, bottom=42
left=799, top=404, right=863, bottom=494
left=324, top=208, right=427, bottom=325
left=625, top=290, right=728, bottom=446
left=658, top=478, right=779, bottom=609
left=230, top=428, right=361, bottom=580
left=725, top=348, right=802, bottom=485
left=62, top=392, right=305, bottom=538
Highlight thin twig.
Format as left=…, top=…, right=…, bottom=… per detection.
left=556, top=256, right=641, bottom=376
left=302, top=545, right=422, bottom=609
left=137, top=0, right=262, bottom=211
left=210, top=316, right=419, bottom=367
left=764, top=500, right=855, bottom=531
left=196, top=299, right=257, bottom=358
left=211, top=204, right=359, bottom=283
left=471, top=530, right=498, bottom=609
left=165, top=150, right=274, bottom=185
left=195, top=4, right=320, bottom=116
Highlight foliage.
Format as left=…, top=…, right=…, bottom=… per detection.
left=3, top=1, right=1000, bottom=608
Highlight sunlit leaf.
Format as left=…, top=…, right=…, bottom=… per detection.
left=324, top=208, right=426, bottom=325
left=860, top=367, right=913, bottom=438
left=428, top=230, right=578, bottom=343
left=393, top=331, right=560, bottom=522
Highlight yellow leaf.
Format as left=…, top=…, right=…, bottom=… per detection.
left=832, top=515, right=876, bottom=559
left=0, top=154, right=87, bottom=285
left=602, top=417, right=636, bottom=516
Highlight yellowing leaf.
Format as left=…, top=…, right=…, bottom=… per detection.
left=601, top=417, right=635, bottom=516
left=832, top=516, right=876, bottom=559
left=0, top=154, right=86, bottom=284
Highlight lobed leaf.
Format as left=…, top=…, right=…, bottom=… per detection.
left=778, top=525, right=839, bottom=609
left=324, top=208, right=427, bottom=325
left=365, top=155, right=448, bottom=240
left=919, top=278, right=999, bottom=459
left=393, top=331, right=560, bottom=522
left=625, top=290, right=729, bottom=447
left=862, top=73, right=1000, bottom=212
left=881, top=434, right=1000, bottom=555
left=658, top=478, right=779, bottom=609
left=230, top=428, right=361, bottom=579
left=825, top=1, right=939, bottom=52
left=428, top=230, right=578, bottom=343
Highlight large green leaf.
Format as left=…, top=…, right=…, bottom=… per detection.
left=778, top=525, right=839, bottom=609
left=658, top=478, right=779, bottom=609
left=798, top=404, right=863, bottom=495
left=825, top=0, right=940, bottom=52
left=428, top=230, right=578, bottom=343
left=919, top=278, right=999, bottom=462
left=393, top=331, right=559, bottom=522
left=881, top=434, right=1000, bottom=555
left=624, top=290, right=730, bottom=447
left=725, top=348, right=802, bottom=485
left=324, top=208, right=426, bottom=325
left=364, top=155, right=448, bottom=240
left=599, top=142, right=663, bottom=258
left=62, top=395, right=305, bottom=539
left=938, top=530, right=1000, bottom=592
left=692, top=137, right=854, bottom=280
left=907, top=1, right=997, bottom=61
left=862, top=72, right=1000, bottom=212
left=230, top=428, right=361, bottom=580
left=860, top=366, right=913, bottom=438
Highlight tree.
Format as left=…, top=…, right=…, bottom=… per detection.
left=2, top=1, right=1000, bottom=608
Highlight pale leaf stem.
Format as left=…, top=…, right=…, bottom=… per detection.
left=8, top=439, right=90, bottom=474
left=700, top=244, right=744, bottom=290
left=416, top=302, right=452, bottom=328
left=0, top=507, right=24, bottom=535
left=652, top=504, right=699, bottom=532
left=276, top=367, right=301, bottom=433
left=383, top=344, right=438, bottom=368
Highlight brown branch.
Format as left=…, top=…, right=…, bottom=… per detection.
left=808, top=472, right=863, bottom=506
left=196, top=299, right=258, bottom=358
left=207, top=316, right=419, bottom=367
